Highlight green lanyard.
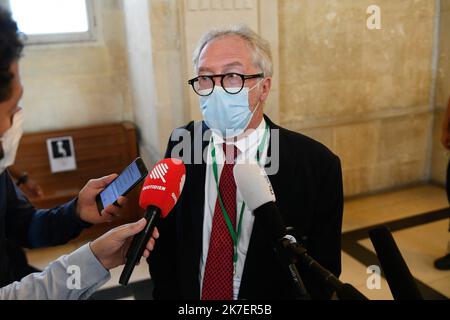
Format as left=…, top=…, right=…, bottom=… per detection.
left=210, top=123, right=269, bottom=274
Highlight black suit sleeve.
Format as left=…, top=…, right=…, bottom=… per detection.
left=147, top=204, right=179, bottom=299
left=147, top=132, right=181, bottom=299
left=302, top=154, right=344, bottom=299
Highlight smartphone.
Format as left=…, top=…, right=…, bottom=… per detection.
left=96, top=157, right=148, bottom=214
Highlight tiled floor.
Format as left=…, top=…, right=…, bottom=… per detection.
left=25, top=184, right=450, bottom=300
left=358, top=220, right=450, bottom=298
left=340, top=184, right=450, bottom=300
left=343, top=184, right=449, bottom=232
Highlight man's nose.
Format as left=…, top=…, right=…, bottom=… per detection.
left=213, top=76, right=222, bottom=87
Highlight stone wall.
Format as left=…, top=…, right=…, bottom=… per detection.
left=20, top=0, right=133, bottom=133
left=279, top=0, right=438, bottom=196
left=17, top=0, right=449, bottom=197
left=432, top=0, right=450, bottom=186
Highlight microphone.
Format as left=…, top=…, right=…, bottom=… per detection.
left=233, top=162, right=368, bottom=300
left=281, top=233, right=368, bottom=300
left=232, top=161, right=285, bottom=239
left=369, top=226, right=423, bottom=300
left=336, top=283, right=370, bottom=301
left=233, top=162, right=310, bottom=299
left=119, top=158, right=186, bottom=286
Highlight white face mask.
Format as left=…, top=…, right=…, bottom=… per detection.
left=200, top=79, right=263, bottom=138
left=0, top=109, right=24, bottom=174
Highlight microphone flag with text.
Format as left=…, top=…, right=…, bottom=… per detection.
left=119, top=158, right=186, bottom=286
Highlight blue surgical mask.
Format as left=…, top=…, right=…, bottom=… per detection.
left=200, top=81, right=262, bottom=138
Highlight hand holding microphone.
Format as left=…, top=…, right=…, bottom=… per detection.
left=90, top=218, right=159, bottom=270
left=119, top=158, right=186, bottom=286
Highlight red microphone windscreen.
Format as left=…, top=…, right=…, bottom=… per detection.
left=139, top=158, right=186, bottom=218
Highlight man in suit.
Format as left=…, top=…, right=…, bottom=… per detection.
left=148, top=25, right=344, bottom=300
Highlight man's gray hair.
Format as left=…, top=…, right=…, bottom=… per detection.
left=192, top=24, right=273, bottom=77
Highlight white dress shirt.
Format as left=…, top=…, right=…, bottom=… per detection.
left=200, top=119, right=270, bottom=300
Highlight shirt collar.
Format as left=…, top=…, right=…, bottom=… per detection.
left=211, top=118, right=267, bottom=155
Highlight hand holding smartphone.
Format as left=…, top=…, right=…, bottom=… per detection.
left=96, top=157, right=148, bottom=214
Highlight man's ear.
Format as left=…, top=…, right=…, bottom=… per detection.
left=260, top=77, right=272, bottom=102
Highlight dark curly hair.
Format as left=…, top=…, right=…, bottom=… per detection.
left=0, top=7, right=23, bottom=103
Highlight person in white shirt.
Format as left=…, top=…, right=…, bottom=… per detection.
left=0, top=218, right=158, bottom=300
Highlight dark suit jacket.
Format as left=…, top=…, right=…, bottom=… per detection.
left=0, top=171, right=89, bottom=287
left=148, top=115, right=343, bottom=300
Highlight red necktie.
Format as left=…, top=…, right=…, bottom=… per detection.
left=201, top=144, right=238, bottom=300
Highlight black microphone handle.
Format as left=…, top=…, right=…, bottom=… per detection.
left=254, top=203, right=310, bottom=299
left=336, top=283, right=369, bottom=301
left=369, top=226, right=423, bottom=300
left=254, top=202, right=367, bottom=299
left=297, top=247, right=343, bottom=290
left=276, top=238, right=310, bottom=299
left=119, top=206, right=161, bottom=286
left=287, top=241, right=369, bottom=300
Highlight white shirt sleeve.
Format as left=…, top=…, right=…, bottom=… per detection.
left=0, top=244, right=110, bottom=300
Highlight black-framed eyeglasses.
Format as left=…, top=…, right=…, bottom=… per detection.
left=188, top=73, right=264, bottom=96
